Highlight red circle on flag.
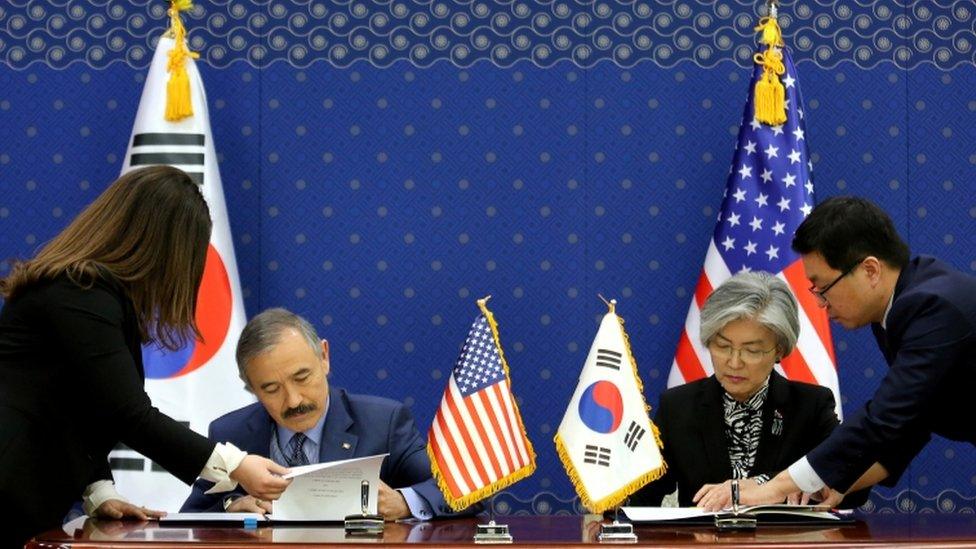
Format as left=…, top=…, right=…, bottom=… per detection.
left=175, top=243, right=233, bottom=376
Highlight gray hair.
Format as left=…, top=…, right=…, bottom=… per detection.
left=699, top=271, right=799, bottom=357
left=236, top=307, right=321, bottom=387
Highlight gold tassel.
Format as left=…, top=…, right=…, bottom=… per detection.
left=753, top=15, right=787, bottom=125
left=165, top=0, right=199, bottom=121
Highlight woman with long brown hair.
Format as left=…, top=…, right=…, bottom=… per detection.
left=0, top=166, right=290, bottom=546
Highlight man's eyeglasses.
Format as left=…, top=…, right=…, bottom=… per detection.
left=808, top=259, right=864, bottom=306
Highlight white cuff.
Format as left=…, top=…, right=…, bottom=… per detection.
left=201, top=442, right=247, bottom=495
left=82, top=480, right=126, bottom=516
left=787, top=457, right=827, bottom=493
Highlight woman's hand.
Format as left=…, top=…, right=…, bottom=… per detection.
left=693, top=478, right=759, bottom=512
left=230, top=455, right=292, bottom=501
left=696, top=471, right=807, bottom=511
left=92, top=499, right=166, bottom=520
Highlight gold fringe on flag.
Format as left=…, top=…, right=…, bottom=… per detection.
left=753, top=13, right=787, bottom=126
left=165, top=0, right=199, bottom=121
left=426, top=297, right=537, bottom=512
left=553, top=303, right=667, bottom=514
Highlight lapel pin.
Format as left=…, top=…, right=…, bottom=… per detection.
left=342, top=442, right=352, bottom=450
left=772, top=410, right=784, bottom=436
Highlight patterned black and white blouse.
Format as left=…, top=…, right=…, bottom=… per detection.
left=722, top=377, right=771, bottom=484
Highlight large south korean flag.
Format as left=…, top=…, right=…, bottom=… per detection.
left=112, top=34, right=252, bottom=511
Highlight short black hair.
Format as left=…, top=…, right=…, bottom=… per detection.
left=792, top=196, right=910, bottom=271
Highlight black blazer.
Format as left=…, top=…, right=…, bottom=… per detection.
left=0, top=274, right=214, bottom=545
left=630, top=371, right=867, bottom=508
left=808, top=256, right=976, bottom=491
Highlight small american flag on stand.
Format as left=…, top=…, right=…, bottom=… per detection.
left=667, top=31, right=842, bottom=417
left=427, top=297, right=536, bottom=510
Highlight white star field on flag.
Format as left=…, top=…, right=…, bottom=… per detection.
left=454, top=317, right=505, bottom=395
left=713, top=58, right=816, bottom=275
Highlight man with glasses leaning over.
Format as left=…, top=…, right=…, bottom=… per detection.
left=696, top=196, right=976, bottom=510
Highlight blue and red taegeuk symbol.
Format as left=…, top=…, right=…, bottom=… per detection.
left=142, top=244, right=233, bottom=379
left=577, top=380, right=624, bottom=434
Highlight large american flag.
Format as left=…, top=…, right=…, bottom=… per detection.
left=667, top=46, right=841, bottom=418
left=427, top=300, right=535, bottom=510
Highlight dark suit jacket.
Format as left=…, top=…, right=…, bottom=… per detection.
left=181, top=387, right=471, bottom=518
left=630, top=372, right=868, bottom=508
left=0, top=274, right=213, bottom=547
left=808, top=256, right=976, bottom=491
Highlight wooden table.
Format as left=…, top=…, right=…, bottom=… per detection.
left=27, top=513, right=976, bottom=548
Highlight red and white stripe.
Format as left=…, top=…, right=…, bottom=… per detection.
left=428, top=376, right=532, bottom=499
left=668, top=239, right=842, bottom=419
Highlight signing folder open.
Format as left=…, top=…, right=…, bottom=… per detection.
left=622, top=505, right=855, bottom=526
left=162, top=453, right=388, bottom=524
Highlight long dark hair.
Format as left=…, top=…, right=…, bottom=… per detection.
left=1, top=165, right=213, bottom=349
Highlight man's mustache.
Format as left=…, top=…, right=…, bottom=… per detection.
left=283, top=402, right=317, bottom=418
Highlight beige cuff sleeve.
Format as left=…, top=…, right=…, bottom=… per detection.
left=201, top=442, right=247, bottom=495
left=82, top=480, right=126, bottom=516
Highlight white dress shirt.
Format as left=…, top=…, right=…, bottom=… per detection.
left=787, top=291, right=896, bottom=493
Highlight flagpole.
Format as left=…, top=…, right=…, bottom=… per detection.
left=596, top=294, right=616, bottom=314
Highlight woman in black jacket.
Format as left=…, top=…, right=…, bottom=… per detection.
left=0, top=166, right=290, bottom=546
left=630, top=272, right=869, bottom=509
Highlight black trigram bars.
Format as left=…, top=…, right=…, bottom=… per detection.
left=624, top=421, right=646, bottom=451
left=129, top=133, right=205, bottom=185
left=595, top=348, right=622, bottom=370
left=583, top=445, right=611, bottom=467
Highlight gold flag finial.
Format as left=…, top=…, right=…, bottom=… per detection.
left=752, top=0, right=787, bottom=125
left=165, top=0, right=199, bottom=121
left=597, top=294, right=616, bottom=314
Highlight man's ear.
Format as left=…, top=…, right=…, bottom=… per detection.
left=320, top=339, right=330, bottom=376
left=861, top=256, right=883, bottom=286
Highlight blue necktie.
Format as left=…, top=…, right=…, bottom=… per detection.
left=287, top=433, right=310, bottom=466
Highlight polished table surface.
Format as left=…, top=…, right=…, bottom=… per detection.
left=28, top=513, right=976, bottom=548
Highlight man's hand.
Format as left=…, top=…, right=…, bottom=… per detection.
left=692, top=478, right=759, bottom=512
left=226, top=495, right=273, bottom=514
left=813, top=486, right=845, bottom=508
left=230, top=455, right=292, bottom=500
left=785, top=491, right=812, bottom=505
left=377, top=481, right=411, bottom=521
left=92, top=499, right=166, bottom=520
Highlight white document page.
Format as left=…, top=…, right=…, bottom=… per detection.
left=271, top=453, right=388, bottom=521
left=621, top=507, right=712, bottom=521
left=159, top=512, right=267, bottom=523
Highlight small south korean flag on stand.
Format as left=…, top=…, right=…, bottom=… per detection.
left=111, top=1, right=252, bottom=510
left=555, top=299, right=665, bottom=513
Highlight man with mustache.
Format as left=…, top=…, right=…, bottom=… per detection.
left=181, top=308, right=471, bottom=519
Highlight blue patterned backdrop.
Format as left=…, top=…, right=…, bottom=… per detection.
left=2, top=1, right=975, bottom=514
